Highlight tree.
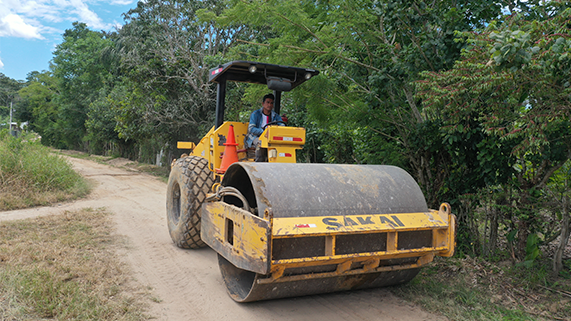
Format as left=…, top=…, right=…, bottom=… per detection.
left=417, top=7, right=571, bottom=262
left=51, top=22, right=114, bottom=149
left=213, top=0, right=503, bottom=206
left=18, top=71, right=59, bottom=146
left=546, top=162, right=571, bottom=273
left=0, top=73, right=24, bottom=128
left=111, top=0, right=244, bottom=152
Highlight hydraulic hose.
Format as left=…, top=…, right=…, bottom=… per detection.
left=206, top=186, right=251, bottom=212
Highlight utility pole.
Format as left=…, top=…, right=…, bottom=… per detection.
left=9, top=100, right=14, bottom=136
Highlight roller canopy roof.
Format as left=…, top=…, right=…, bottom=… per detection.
left=208, top=61, right=319, bottom=91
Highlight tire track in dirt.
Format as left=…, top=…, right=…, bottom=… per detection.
left=1, top=157, right=447, bottom=321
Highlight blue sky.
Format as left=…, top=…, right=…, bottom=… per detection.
left=0, top=0, right=139, bottom=81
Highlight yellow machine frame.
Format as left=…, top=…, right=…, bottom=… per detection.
left=177, top=121, right=456, bottom=283
left=201, top=200, right=455, bottom=281
left=179, top=122, right=306, bottom=173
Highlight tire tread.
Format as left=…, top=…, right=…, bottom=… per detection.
left=166, top=156, right=215, bottom=249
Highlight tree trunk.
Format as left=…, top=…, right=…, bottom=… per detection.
left=489, top=206, right=499, bottom=259
left=553, top=193, right=570, bottom=273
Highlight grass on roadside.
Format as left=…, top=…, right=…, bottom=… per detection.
left=393, top=256, right=571, bottom=321
left=0, top=131, right=91, bottom=211
left=0, top=208, right=150, bottom=320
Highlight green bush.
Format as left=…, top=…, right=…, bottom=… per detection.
left=0, top=132, right=90, bottom=210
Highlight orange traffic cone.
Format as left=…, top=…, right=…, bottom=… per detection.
left=217, top=125, right=239, bottom=174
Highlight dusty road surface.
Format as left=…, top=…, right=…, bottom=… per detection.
left=1, top=157, right=447, bottom=321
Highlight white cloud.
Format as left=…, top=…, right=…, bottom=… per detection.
left=20, top=1, right=65, bottom=23
left=112, top=21, right=123, bottom=30
left=108, top=0, right=133, bottom=5
left=0, top=0, right=128, bottom=39
left=70, top=0, right=111, bottom=30
left=0, top=13, right=43, bottom=39
left=0, top=57, right=4, bottom=69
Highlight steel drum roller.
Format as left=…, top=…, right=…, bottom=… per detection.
left=217, top=163, right=429, bottom=302
left=221, top=163, right=428, bottom=217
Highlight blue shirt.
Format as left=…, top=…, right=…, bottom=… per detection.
left=245, top=108, right=283, bottom=148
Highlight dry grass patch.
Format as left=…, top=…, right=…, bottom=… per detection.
left=393, top=256, right=571, bottom=321
left=0, top=185, right=90, bottom=211
left=0, top=208, right=151, bottom=320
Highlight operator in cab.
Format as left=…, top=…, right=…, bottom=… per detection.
left=245, top=94, right=284, bottom=162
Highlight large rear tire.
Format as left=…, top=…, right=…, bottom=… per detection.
left=166, top=156, right=215, bottom=249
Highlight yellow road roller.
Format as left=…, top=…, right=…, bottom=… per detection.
left=166, top=61, right=456, bottom=302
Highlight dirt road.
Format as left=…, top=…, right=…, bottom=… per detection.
left=0, top=157, right=446, bottom=321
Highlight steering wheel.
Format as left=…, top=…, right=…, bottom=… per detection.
left=262, top=121, right=286, bottom=129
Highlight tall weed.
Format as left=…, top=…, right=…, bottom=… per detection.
left=0, top=130, right=90, bottom=210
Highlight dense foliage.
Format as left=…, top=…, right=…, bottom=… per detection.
left=417, top=6, right=571, bottom=270
left=2, top=0, right=570, bottom=273
left=0, top=73, right=24, bottom=127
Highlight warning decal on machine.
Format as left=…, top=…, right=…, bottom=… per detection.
left=294, top=224, right=317, bottom=228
